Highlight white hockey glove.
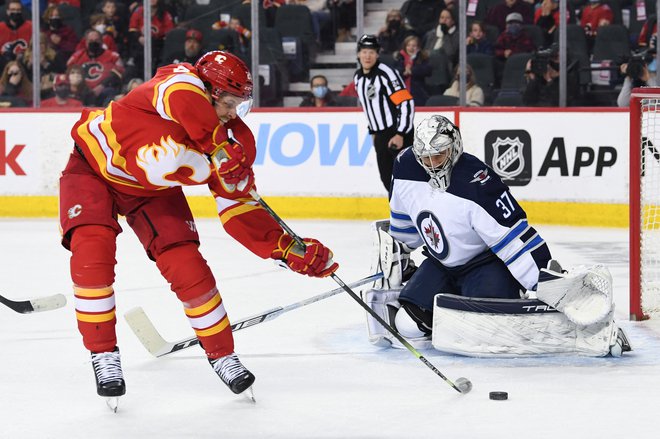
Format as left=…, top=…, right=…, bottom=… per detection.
left=536, top=260, right=613, bottom=326
left=370, top=220, right=416, bottom=289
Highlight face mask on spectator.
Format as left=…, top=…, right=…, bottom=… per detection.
left=94, top=24, right=107, bottom=34
left=440, top=23, right=449, bottom=34
left=69, top=72, right=83, bottom=86
left=388, top=20, right=401, bottom=31
left=87, top=41, right=103, bottom=57
left=312, top=85, right=328, bottom=99
left=54, top=85, right=69, bottom=99
left=49, top=17, right=63, bottom=29
left=9, top=12, right=24, bottom=26
left=507, top=23, right=521, bottom=35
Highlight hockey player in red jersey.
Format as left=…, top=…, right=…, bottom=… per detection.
left=59, top=51, right=339, bottom=406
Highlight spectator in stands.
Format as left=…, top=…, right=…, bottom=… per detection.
left=400, top=0, right=445, bottom=36
left=466, top=20, right=494, bottom=55
left=494, top=12, right=535, bottom=61
left=0, top=0, right=32, bottom=71
left=263, top=0, right=286, bottom=28
left=128, top=0, right=174, bottom=73
left=443, top=65, right=485, bottom=106
left=67, top=29, right=124, bottom=104
left=48, top=0, right=81, bottom=7
left=88, top=13, right=119, bottom=53
left=523, top=44, right=578, bottom=106
left=535, top=0, right=569, bottom=49
left=161, top=28, right=204, bottom=65
left=617, top=57, right=658, bottom=107
left=485, top=0, right=534, bottom=33
left=328, top=0, right=356, bottom=43
left=422, top=8, right=459, bottom=67
left=580, top=0, right=613, bottom=45
left=23, top=32, right=67, bottom=98
left=394, top=35, right=431, bottom=106
left=41, top=73, right=83, bottom=108
left=100, top=0, right=129, bottom=55
left=43, top=5, right=79, bottom=59
left=299, top=74, right=339, bottom=107
left=66, top=64, right=95, bottom=106
left=0, top=59, right=32, bottom=107
left=638, top=15, right=657, bottom=50
left=377, top=9, right=416, bottom=56
left=295, top=0, right=333, bottom=51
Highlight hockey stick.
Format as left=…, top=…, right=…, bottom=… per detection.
left=248, top=189, right=472, bottom=394
left=0, top=293, right=67, bottom=314
left=125, top=272, right=383, bottom=357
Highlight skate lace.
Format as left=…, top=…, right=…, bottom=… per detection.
left=91, top=351, right=124, bottom=384
left=211, top=353, right=247, bottom=384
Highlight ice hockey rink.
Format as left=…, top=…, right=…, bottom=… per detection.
left=1, top=218, right=659, bottom=439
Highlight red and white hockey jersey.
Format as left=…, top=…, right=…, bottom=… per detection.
left=71, top=63, right=283, bottom=258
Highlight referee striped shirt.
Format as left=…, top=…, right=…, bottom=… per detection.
left=354, top=61, right=415, bottom=134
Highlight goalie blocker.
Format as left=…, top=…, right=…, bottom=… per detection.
left=364, top=288, right=630, bottom=357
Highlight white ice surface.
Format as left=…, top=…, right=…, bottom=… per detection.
left=1, top=219, right=659, bottom=439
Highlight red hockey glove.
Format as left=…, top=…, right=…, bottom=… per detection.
left=211, top=142, right=255, bottom=195
left=271, top=235, right=339, bottom=278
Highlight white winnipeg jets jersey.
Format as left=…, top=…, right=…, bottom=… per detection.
left=388, top=149, right=551, bottom=290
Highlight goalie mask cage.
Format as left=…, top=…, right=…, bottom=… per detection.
left=630, top=87, right=660, bottom=320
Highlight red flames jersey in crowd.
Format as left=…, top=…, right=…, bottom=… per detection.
left=129, top=7, right=175, bottom=39
left=67, top=47, right=124, bottom=90
left=0, top=20, right=32, bottom=56
left=70, top=63, right=282, bottom=258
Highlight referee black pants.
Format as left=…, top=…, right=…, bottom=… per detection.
left=373, top=128, right=414, bottom=192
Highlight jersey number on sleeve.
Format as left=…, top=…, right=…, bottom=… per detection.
left=495, top=191, right=515, bottom=218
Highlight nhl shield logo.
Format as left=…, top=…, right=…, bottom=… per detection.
left=366, top=84, right=376, bottom=100
left=415, top=211, right=449, bottom=260
left=484, top=130, right=532, bottom=186
left=492, top=137, right=524, bottom=179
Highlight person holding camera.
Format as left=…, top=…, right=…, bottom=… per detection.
left=523, top=45, right=578, bottom=106
left=617, top=54, right=658, bottom=107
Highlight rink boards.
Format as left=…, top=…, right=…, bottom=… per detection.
left=0, top=107, right=632, bottom=226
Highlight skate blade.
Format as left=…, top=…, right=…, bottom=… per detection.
left=243, top=386, right=256, bottom=404
left=105, top=397, right=120, bottom=413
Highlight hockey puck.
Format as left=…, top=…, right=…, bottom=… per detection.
left=489, top=391, right=508, bottom=401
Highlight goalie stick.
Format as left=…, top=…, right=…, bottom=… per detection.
left=0, top=293, right=67, bottom=314
left=125, top=272, right=383, bottom=357
left=247, top=189, right=472, bottom=394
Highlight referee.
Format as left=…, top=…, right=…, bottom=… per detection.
left=354, top=34, right=415, bottom=191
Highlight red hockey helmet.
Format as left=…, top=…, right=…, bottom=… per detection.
left=195, top=51, right=253, bottom=101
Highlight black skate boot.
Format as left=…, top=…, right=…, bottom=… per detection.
left=209, top=353, right=255, bottom=395
left=91, top=347, right=126, bottom=398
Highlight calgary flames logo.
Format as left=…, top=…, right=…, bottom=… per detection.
left=83, top=62, right=104, bottom=81
left=416, top=211, right=449, bottom=260
left=136, top=136, right=211, bottom=187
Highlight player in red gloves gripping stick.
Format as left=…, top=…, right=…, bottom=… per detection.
left=59, top=51, right=338, bottom=407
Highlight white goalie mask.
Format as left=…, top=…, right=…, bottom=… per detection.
left=412, top=115, right=463, bottom=191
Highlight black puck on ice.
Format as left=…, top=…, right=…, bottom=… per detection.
left=489, top=391, right=508, bottom=400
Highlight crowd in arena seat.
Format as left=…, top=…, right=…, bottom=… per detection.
left=0, top=0, right=656, bottom=108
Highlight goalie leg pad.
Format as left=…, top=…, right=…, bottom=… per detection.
left=363, top=288, right=432, bottom=350
left=432, top=293, right=619, bottom=357
left=536, top=263, right=613, bottom=326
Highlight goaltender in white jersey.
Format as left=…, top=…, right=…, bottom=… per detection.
left=365, top=115, right=631, bottom=357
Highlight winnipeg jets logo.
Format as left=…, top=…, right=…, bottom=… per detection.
left=416, top=211, right=449, bottom=260
left=366, top=84, right=376, bottom=99
left=470, top=169, right=491, bottom=185
left=491, top=137, right=524, bottom=179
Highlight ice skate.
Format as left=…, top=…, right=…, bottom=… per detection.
left=610, top=327, right=632, bottom=357
left=209, top=353, right=255, bottom=401
left=91, top=347, right=126, bottom=412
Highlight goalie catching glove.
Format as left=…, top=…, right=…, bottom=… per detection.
left=211, top=142, right=255, bottom=195
left=271, top=234, right=339, bottom=278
